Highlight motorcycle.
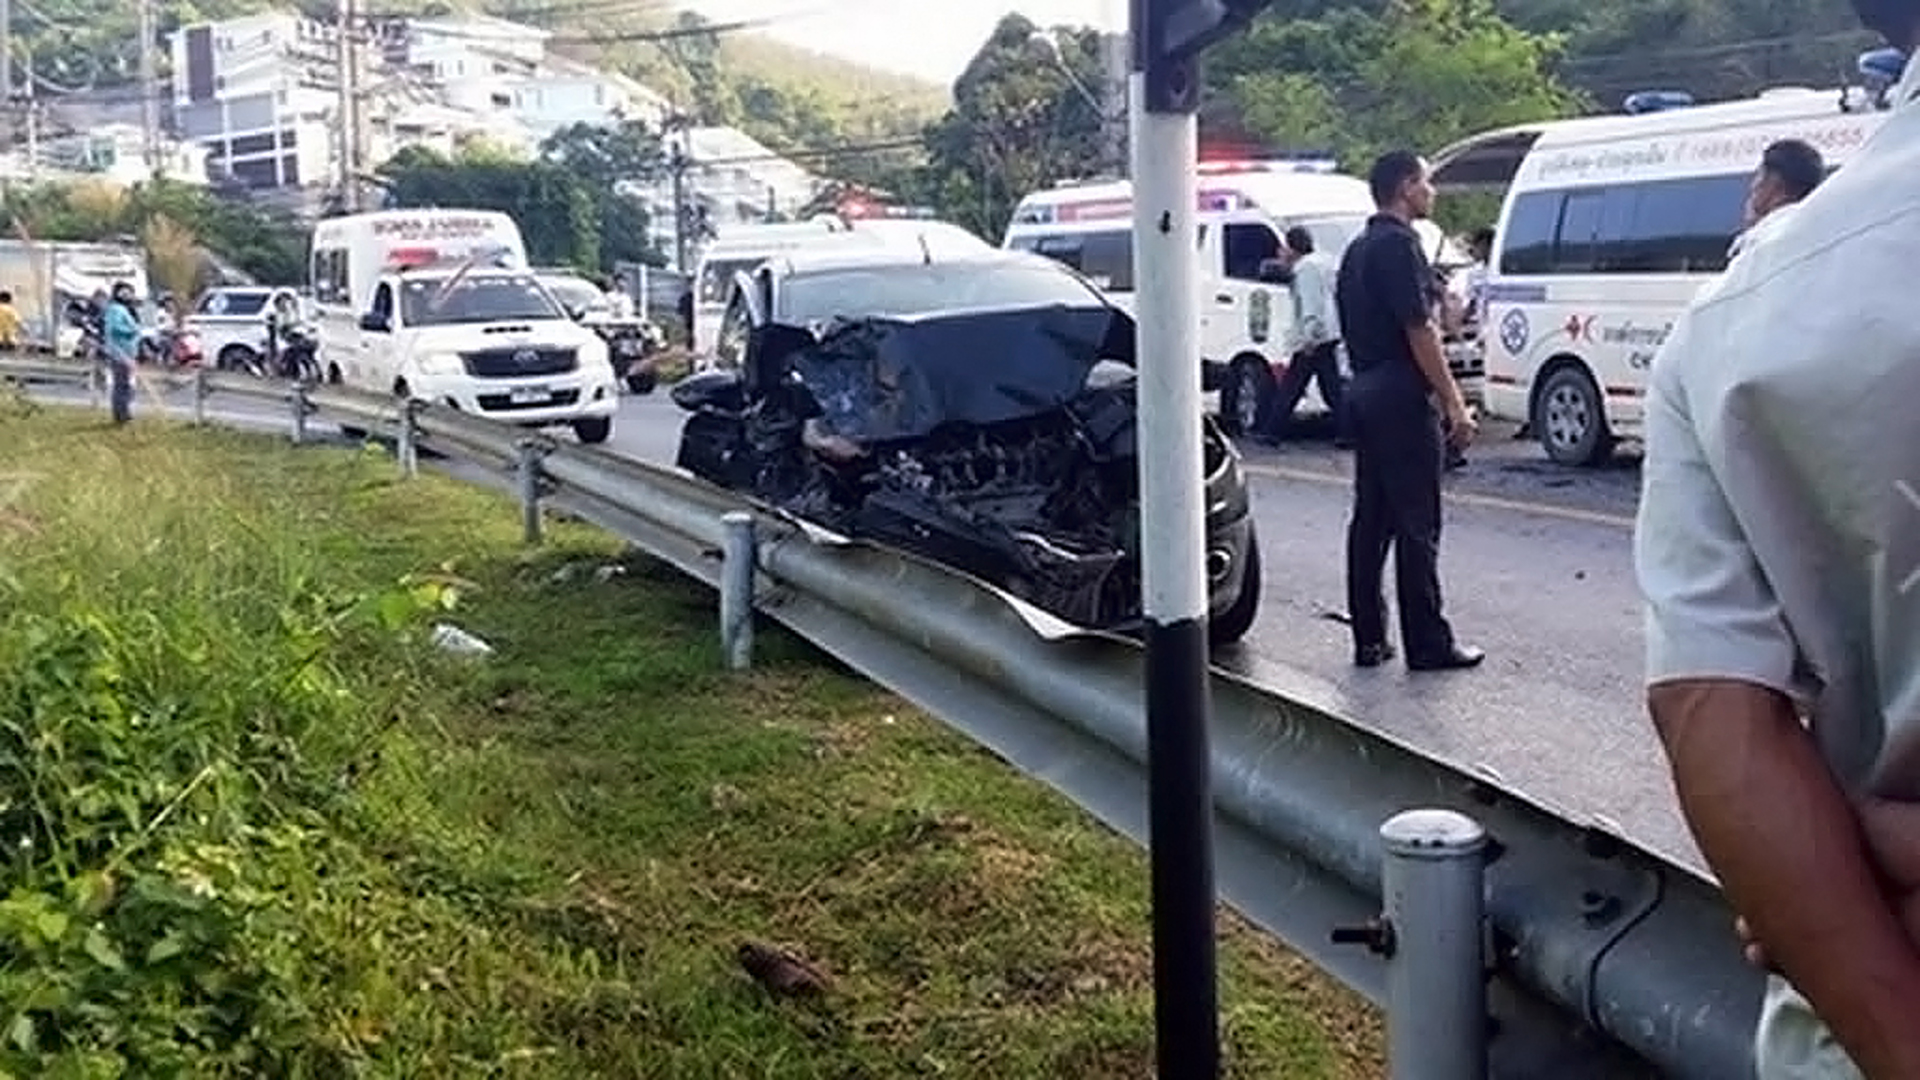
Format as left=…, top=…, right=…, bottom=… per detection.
left=138, top=326, right=205, bottom=369
left=594, top=317, right=664, bottom=394
left=271, top=320, right=321, bottom=383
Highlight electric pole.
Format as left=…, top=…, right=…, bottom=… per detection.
left=1101, top=31, right=1129, bottom=177
left=1129, top=0, right=1274, bottom=1075
left=139, top=0, right=159, bottom=177
left=1, top=0, right=13, bottom=151
left=665, top=110, right=692, bottom=272
left=336, top=0, right=360, bottom=210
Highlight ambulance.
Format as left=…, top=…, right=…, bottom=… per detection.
left=1003, top=161, right=1472, bottom=434
left=1432, top=74, right=1899, bottom=466
left=308, top=208, right=618, bottom=443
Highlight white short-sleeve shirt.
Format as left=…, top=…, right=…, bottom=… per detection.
left=1634, top=56, right=1920, bottom=1079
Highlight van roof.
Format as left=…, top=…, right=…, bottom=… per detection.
left=1009, top=168, right=1372, bottom=226
left=1432, top=87, right=1889, bottom=191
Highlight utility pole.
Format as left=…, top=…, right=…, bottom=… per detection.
left=1129, top=0, right=1272, bottom=1076
left=139, top=0, right=160, bottom=177
left=1101, top=31, right=1128, bottom=176
left=336, top=0, right=360, bottom=210
left=665, top=110, right=692, bottom=272
left=1, top=0, right=12, bottom=150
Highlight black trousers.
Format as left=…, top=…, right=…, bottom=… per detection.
left=1256, top=340, right=1346, bottom=439
left=1344, top=380, right=1454, bottom=659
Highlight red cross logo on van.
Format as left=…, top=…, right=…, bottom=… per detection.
left=1564, top=315, right=1593, bottom=342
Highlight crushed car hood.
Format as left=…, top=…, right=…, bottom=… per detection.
left=770, top=304, right=1135, bottom=444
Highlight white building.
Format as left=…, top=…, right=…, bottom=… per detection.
left=628, top=125, right=823, bottom=257
left=169, top=11, right=338, bottom=190
left=32, top=124, right=207, bottom=185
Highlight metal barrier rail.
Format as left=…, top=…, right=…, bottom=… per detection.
left=1, top=357, right=1765, bottom=1079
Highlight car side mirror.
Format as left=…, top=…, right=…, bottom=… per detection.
left=563, top=303, right=587, bottom=322
left=359, top=312, right=389, bottom=333
left=1256, top=258, right=1293, bottom=286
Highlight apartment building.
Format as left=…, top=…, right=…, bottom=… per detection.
left=169, top=11, right=339, bottom=190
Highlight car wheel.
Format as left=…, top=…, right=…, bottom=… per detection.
left=217, top=344, right=259, bottom=375
left=1219, top=356, right=1273, bottom=437
left=1208, top=527, right=1262, bottom=648
left=573, top=416, right=613, bottom=445
left=1532, top=364, right=1613, bottom=467
left=625, top=371, right=657, bottom=395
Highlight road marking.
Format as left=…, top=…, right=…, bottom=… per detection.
left=1240, top=460, right=1637, bottom=531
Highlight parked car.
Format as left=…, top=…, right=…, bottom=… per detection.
left=534, top=268, right=667, bottom=394
left=183, top=286, right=304, bottom=374
left=670, top=247, right=1264, bottom=646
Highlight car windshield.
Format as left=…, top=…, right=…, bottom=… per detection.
left=779, top=262, right=1104, bottom=326
left=196, top=290, right=270, bottom=316
left=400, top=273, right=565, bottom=326
left=540, top=275, right=609, bottom=315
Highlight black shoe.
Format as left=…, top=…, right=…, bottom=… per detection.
left=1408, top=644, right=1485, bottom=672
left=1354, top=642, right=1396, bottom=668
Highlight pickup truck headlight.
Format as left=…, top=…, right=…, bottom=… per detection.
left=415, top=352, right=464, bottom=375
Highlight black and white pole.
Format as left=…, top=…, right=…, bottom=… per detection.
left=1131, top=0, right=1216, bottom=1074
left=1131, top=2, right=1274, bottom=1075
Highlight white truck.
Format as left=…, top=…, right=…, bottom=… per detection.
left=309, top=209, right=619, bottom=443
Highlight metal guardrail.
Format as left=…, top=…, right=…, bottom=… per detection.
left=2, top=357, right=1765, bottom=1079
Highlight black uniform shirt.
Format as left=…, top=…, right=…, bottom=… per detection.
left=1335, top=213, right=1437, bottom=397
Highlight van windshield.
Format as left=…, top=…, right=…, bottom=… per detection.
left=401, top=274, right=565, bottom=326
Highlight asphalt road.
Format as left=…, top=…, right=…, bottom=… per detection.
left=29, top=377, right=1700, bottom=876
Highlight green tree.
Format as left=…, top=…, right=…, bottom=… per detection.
left=376, top=145, right=599, bottom=270
left=540, top=120, right=668, bottom=269
left=919, top=13, right=1111, bottom=239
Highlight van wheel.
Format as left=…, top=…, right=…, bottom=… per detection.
left=1219, top=356, right=1274, bottom=437
left=1532, top=364, right=1613, bottom=467
left=573, top=416, right=612, bottom=445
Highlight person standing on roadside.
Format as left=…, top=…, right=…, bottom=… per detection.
left=1253, top=225, right=1347, bottom=448
left=101, top=280, right=141, bottom=425
left=1728, top=138, right=1825, bottom=260
left=1335, top=150, right=1482, bottom=672
left=1633, top=0, right=1920, bottom=1075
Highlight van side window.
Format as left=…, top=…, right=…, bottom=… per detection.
left=1222, top=223, right=1282, bottom=282
left=310, top=247, right=349, bottom=304
left=1076, top=230, right=1132, bottom=290
left=1500, top=172, right=1758, bottom=277
left=370, top=283, right=394, bottom=324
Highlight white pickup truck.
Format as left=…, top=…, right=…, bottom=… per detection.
left=311, top=209, right=618, bottom=443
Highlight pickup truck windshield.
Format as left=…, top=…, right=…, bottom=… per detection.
left=401, top=274, right=565, bottom=326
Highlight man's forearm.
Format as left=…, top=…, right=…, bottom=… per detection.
left=1652, top=680, right=1920, bottom=1077
left=1405, top=322, right=1463, bottom=412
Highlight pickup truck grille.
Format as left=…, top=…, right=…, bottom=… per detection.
left=461, top=346, right=579, bottom=378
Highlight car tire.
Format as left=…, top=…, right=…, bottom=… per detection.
left=625, top=371, right=657, bottom=395
left=573, top=416, right=613, bottom=445
left=1219, top=356, right=1273, bottom=438
left=1532, top=364, right=1613, bottom=467
left=1208, top=528, right=1262, bottom=648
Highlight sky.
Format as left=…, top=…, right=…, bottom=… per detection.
left=683, top=0, right=1126, bottom=86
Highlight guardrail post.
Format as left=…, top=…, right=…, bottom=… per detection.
left=1380, top=808, right=1490, bottom=1080
left=396, top=399, right=421, bottom=479
left=288, top=382, right=309, bottom=445
left=719, top=511, right=756, bottom=670
left=191, top=366, right=209, bottom=426
left=515, top=439, right=547, bottom=545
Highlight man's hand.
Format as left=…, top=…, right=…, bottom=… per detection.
left=1445, top=400, right=1478, bottom=451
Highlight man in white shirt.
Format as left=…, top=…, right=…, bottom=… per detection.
left=1252, top=225, right=1347, bottom=446
left=1633, top=5, right=1920, bottom=1075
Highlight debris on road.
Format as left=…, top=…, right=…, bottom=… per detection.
left=737, top=940, right=832, bottom=998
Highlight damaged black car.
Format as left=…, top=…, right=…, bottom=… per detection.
left=670, top=248, right=1262, bottom=646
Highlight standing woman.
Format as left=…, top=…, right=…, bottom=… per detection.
left=102, top=280, right=142, bottom=425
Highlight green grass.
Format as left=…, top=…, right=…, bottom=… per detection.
left=0, top=400, right=1383, bottom=1078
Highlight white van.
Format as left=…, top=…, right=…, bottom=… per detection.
left=1432, top=85, right=1892, bottom=466
left=309, top=209, right=618, bottom=443
left=1002, top=161, right=1471, bottom=434
left=689, top=217, right=854, bottom=358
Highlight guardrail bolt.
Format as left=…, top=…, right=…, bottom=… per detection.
left=515, top=440, right=547, bottom=546
left=397, top=400, right=421, bottom=479
left=1380, top=808, right=1490, bottom=1080
left=719, top=511, right=757, bottom=671
left=191, top=367, right=210, bottom=426
left=1330, top=917, right=1396, bottom=956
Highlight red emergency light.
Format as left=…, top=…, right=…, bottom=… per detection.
left=386, top=246, right=439, bottom=269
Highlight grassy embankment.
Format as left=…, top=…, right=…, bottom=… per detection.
left=0, top=397, right=1383, bottom=1077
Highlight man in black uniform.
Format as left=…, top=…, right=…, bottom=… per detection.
left=1335, top=150, right=1483, bottom=671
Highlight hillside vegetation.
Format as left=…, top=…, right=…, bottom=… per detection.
left=20, top=1, right=943, bottom=154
